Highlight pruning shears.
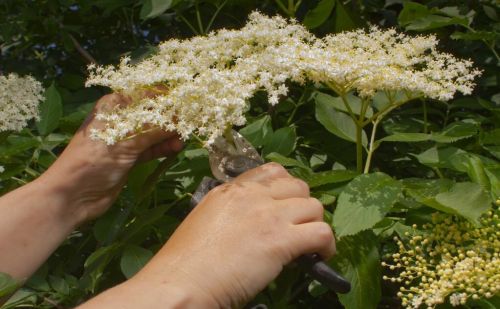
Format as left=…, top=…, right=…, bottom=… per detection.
left=191, top=130, right=351, bottom=294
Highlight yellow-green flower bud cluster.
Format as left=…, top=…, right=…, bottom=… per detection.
left=383, top=207, right=499, bottom=308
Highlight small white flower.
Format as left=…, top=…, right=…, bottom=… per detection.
left=0, top=74, right=43, bottom=132
left=85, top=12, right=480, bottom=146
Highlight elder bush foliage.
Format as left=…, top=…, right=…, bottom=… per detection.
left=0, top=1, right=499, bottom=308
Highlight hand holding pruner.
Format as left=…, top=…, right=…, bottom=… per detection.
left=190, top=130, right=351, bottom=294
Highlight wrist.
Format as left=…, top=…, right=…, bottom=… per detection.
left=30, top=173, right=87, bottom=230
left=40, top=134, right=133, bottom=224
left=80, top=276, right=219, bottom=309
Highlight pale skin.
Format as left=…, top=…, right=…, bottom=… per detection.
left=0, top=94, right=336, bottom=308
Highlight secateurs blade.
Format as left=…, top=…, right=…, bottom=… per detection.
left=190, top=130, right=351, bottom=294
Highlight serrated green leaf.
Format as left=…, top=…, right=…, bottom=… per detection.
left=406, top=180, right=491, bottom=225
left=380, top=121, right=478, bottom=145
left=434, top=182, right=491, bottom=225
left=315, top=100, right=367, bottom=145
left=451, top=31, right=497, bottom=41
left=36, top=83, right=63, bottom=136
left=381, top=132, right=430, bottom=143
left=302, top=169, right=358, bottom=188
left=239, top=115, right=273, bottom=148
left=140, top=0, right=173, bottom=20
left=331, top=230, right=381, bottom=309
left=485, top=166, right=500, bottom=197
left=303, top=0, right=335, bottom=29
left=263, top=126, right=296, bottom=156
left=333, top=173, right=402, bottom=237
left=120, top=245, right=153, bottom=279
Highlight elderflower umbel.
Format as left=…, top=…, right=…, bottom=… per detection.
left=86, top=12, right=480, bottom=146
left=0, top=73, right=43, bottom=132
left=383, top=207, right=500, bottom=308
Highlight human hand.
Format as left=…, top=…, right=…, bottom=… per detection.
left=39, top=93, right=183, bottom=225
left=128, top=163, right=336, bottom=308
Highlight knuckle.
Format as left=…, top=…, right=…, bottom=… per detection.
left=308, top=198, right=324, bottom=218
left=262, top=162, right=288, bottom=178
left=315, top=223, right=334, bottom=244
left=292, top=178, right=310, bottom=196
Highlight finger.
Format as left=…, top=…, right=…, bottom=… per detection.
left=234, top=162, right=291, bottom=184
left=80, top=93, right=133, bottom=131
left=277, top=198, right=324, bottom=224
left=138, top=137, right=184, bottom=162
left=258, top=176, right=310, bottom=200
left=126, top=129, right=178, bottom=152
left=291, top=222, right=336, bottom=260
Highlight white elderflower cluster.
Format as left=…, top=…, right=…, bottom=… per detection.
left=86, top=12, right=480, bottom=145
left=0, top=73, right=43, bottom=132
left=382, top=206, right=500, bottom=308
left=312, top=27, right=481, bottom=99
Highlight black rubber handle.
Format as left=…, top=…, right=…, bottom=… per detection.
left=296, top=253, right=351, bottom=293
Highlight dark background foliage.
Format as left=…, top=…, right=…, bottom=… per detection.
left=0, top=1, right=498, bottom=308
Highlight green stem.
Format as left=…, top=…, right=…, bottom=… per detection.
left=287, top=0, right=296, bottom=16
left=362, top=97, right=421, bottom=126
left=195, top=3, right=204, bottom=35
left=274, top=0, right=290, bottom=16
left=463, top=24, right=500, bottom=63
left=422, top=100, right=428, bottom=134
left=364, top=118, right=381, bottom=174
left=178, top=14, right=200, bottom=35
left=139, top=156, right=178, bottom=202
left=204, top=0, right=227, bottom=33
left=287, top=89, right=307, bottom=125
left=355, top=124, right=363, bottom=173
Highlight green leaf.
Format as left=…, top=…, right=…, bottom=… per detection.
left=331, top=230, right=381, bottom=309
left=48, top=275, right=69, bottom=295
left=127, top=160, right=159, bottom=198
left=300, top=169, right=358, bottom=188
left=315, top=100, right=367, bottom=145
left=398, top=2, right=469, bottom=31
left=334, top=0, right=356, bottom=32
left=120, top=245, right=153, bottom=279
left=36, top=83, right=63, bottom=136
left=303, top=0, right=335, bottom=29
left=483, top=5, right=498, bottom=21
left=380, top=132, right=430, bottom=143
left=314, top=92, right=373, bottom=117
left=0, top=136, right=40, bottom=157
left=398, top=2, right=430, bottom=26
left=451, top=31, right=497, bottom=41
left=485, top=166, right=500, bottom=197
left=381, top=121, right=478, bottom=144
left=140, top=0, right=173, bottom=20
left=263, top=126, right=296, bottom=156
left=265, top=152, right=310, bottom=170
left=0, top=272, right=19, bottom=298
left=239, top=115, right=273, bottom=148
left=333, top=173, right=402, bottom=237
left=413, top=146, right=466, bottom=167
left=434, top=182, right=491, bottom=225
left=405, top=179, right=491, bottom=225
